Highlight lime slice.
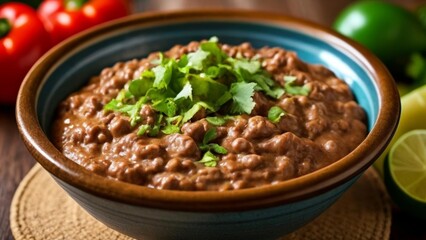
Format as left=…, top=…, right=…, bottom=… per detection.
left=384, top=129, right=426, bottom=219
left=375, top=84, right=426, bottom=176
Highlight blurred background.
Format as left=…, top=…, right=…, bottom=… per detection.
left=134, top=0, right=423, bottom=26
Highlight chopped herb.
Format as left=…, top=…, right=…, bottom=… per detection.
left=205, top=116, right=233, bottom=126
left=199, top=151, right=219, bottom=167
left=137, top=124, right=150, bottom=136
left=209, top=143, right=228, bottom=154
left=187, top=49, right=210, bottom=71
left=268, top=106, right=286, bottom=123
left=203, top=128, right=218, bottom=145
left=283, top=75, right=310, bottom=96
left=174, top=82, right=193, bottom=101
left=104, top=37, right=286, bottom=166
left=161, top=124, right=180, bottom=134
left=229, top=82, right=257, bottom=114
left=196, top=128, right=228, bottom=166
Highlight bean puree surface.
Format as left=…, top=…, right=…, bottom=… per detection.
left=52, top=41, right=367, bottom=191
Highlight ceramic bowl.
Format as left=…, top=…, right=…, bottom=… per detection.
left=16, top=10, right=400, bottom=240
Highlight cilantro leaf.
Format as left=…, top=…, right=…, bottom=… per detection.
left=104, top=98, right=145, bottom=126
left=137, top=124, right=150, bottom=136
left=148, top=114, right=163, bottom=137
left=152, top=98, right=177, bottom=117
left=188, top=74, right=228, bottom=103
left=182, top=101, right=215, bottom=123
left=233, top=59, right=261, bottom=74
left=174, top=82, right=192, bottom=101
left=200, top=40, right=226, bottom=64
left=205, top=116, right=226, bottom=126
left=209, top=143, right=228, bottom=154
left=252, top=74, right=284, bottom=99
left=268, top=106, right=286, bottom=123
left=229, top=82, right=257, bottom=114
left=162, top=124, right=180, bottom=134
left=152, top=63, right=172, bottom=89
left=284, top=75, right=310, bottom=96
left=129, top=78, right=154, bottom=97
left=187, top=49, right=210, bottom=71
left=198, top=151, right=219, bottom=167
left=203, top=128, right=217, bottom=145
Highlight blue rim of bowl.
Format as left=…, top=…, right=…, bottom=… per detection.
left=16, top=9, right=400, bottom=212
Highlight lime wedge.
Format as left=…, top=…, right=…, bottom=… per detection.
left=375, top=84, right=426, bottom=176
left=385, top=129, right=426, bottom=219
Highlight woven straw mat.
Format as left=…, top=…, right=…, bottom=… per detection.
left=10, top=164, right=391, bottom=240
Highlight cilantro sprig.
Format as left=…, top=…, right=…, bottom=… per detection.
left=104, top=37, right=287, bottom=135
left=103, top=37, right=311, bottom=166
left=198, top=128, right=227, bottom=167
left=267, top=106, right=286, bottom=123
left=283, top=75, right=310, bottom=96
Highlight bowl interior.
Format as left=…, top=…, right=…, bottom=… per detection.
left=37, top=20, right=378, bottom=133
left=18, top=11, right=400, bottom=211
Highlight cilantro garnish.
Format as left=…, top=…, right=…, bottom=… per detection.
left=199, top=151, right=219, bottom=167
left=205, top=116, right=234, bottom=126
left=103, top=37, right=295, bottom=167
left=198, top=128, right=228, bottom=167
left=283, top=75, right=310, bottom=96
left=104, top=37, right=286, bottom=132
left=267, top=106, right=286, bottom=123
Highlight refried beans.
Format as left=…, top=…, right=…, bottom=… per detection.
left=51, top=40, right=367, bottom=191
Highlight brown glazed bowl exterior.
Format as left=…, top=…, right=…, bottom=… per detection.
left=16, top=10, right=400, bottom=240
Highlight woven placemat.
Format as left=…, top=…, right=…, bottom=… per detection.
left=10, top=164, right=392, bottom=240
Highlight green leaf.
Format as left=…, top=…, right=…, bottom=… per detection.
left=205, top=116, right=226, bottom=126
left=162, top=124, right=181, bottom=134
left=200, top=41, right=226, bottom=64
left=198, top=151, right=219, bottom=167
left=268, top=106, right=286, bottom=123
left=129, top=78, right=154, bottom=97
left=152, top=63, right=172, bottom=89
left=187, top=49, right=210, bottom=71
left=188, top=74, right=229, bottom=103
left=233, top=59, right=261, bottom=74
left=141, top=69, right=155, bottom=78
left=104, top=98, right=145, bottom=126
left=209, top=143, right=228, bottom=154
left=152, top=98, right=177, bottom=117
left=166, top=115, right=183, bottom=125
left=137, top=124, right=151, bottom=136
left=174, top=82, right=193, bottom=101
left=284, top=75, right=297, bottom=82
left=229, top=82, right=257, bottom=114
left=215, top=91, right=233, bottom=108
left=182, top=102, right=215, bottom=123
left=208, top=36, right=219, bottom=42
left=148, top=114, right=163, bottom=137
left=146, top=88, right=175, bottom=101
left=284, top=75, right=310, bottom=96
left=203, top=128, right=217, bottom=145
left=251, top=74, right=284, bottom=99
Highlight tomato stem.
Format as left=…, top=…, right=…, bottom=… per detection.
left=0, top=18, right=11, bottom=38
left=65, top=0, right=88, bottom=11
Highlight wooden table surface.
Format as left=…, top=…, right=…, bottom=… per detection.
left=1, top=0, right=426, bottom=239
